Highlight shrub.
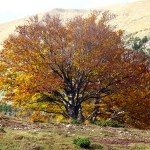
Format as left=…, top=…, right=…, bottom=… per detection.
left=0, top=102, right=12, bottom=115
left=95, top=120, right=125, bottom=128
left=70, top=120, right=81, bottom=125
left=142, top=36, right=148, bottom=43
left=73, top=137, right=91, bottom=148
left=132, top=40, right=142, bottom=50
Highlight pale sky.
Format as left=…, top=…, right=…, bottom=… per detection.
left=0, top=0, right=134, bottom=23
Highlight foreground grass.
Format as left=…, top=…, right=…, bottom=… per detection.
left=0, top=119, right=150, bottom=150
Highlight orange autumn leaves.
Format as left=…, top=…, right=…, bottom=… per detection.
left=0, top=11, right=149, bottom=128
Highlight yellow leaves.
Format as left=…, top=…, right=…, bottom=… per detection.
left=56, top=115, right=65, bottom=122
left=100, top=93, right=107, bottom=97
left=15, top=73, right=32, bottom=84
left=116, top=29, right=124, bottom=37
left=0, top=11, right=149, bottom=128
left=84, top=120, right=90, bottom=125
left=13, top=89, right=31, bottom=103
left=31, top=93, right=42, bottom=101
left=97, top=103, right=107, bottom=107
left=28, top=111, right=49, bottom=123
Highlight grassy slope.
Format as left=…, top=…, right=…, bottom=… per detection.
left=0, top=117, right=150, bottom=150
left=105, top=0, right=150, bottom=37
left=1, top=0, right=150, bottom=50
left=0, top=9, right=89, bottom=50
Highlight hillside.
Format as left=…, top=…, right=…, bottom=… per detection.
left=0, top=9, right=89, bottom=49
left=104, top=0, right=150, bottom=37
left=0, top=0, right=150, bottom=50
left=0, top=116, right=150, bottom=149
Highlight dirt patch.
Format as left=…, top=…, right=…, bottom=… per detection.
left=92, top=137, right=150, bottom=145
left=14, top=135, right=25, bottom=140
left=0, top=116, right=150, bottom=149
left=0, top=117, right=51, bottom=130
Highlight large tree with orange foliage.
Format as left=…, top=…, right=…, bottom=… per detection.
left=0, top=12, right=149, bottom=124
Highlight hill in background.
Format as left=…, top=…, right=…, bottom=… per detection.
left=0, top=0, right=150, bottom=49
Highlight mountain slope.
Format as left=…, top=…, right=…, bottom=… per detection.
left=104, top=0, right=150, bottom=37
left=0, top=9, right=89, bottom=49
left=0, top=0, right=150, bottom=49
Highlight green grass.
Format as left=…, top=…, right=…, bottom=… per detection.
left=73, top=137, right=91, bottom=148
left=94, top=120, right=125, bottom=128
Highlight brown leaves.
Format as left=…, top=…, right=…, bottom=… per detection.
left=0, top=11, right=149, bottom=127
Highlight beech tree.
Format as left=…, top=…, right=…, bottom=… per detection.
left=101, top=51, right=150, bottom=128
left=0, top=12, right=149, bottom=123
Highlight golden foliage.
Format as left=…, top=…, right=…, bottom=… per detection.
left=0, top=11, right=149, bottom=128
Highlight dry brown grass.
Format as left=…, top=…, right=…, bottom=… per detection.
left=0, top=117, right=150, bottom=150
left=1, top=0, right=150, bottom=50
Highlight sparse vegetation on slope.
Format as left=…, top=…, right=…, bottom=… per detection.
left=0, top=117, right=150, bottom=150
left=126, top=35, right=150, bottom=55
left=1, top=0, right=150, bottom=48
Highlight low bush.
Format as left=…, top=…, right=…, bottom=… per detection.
left=95, top=120, right=125, bottom=128
left=73, top=137, right=91, bottom=148
left=70, top=120, right=81, bottom=125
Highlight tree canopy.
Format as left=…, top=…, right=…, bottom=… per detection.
left=0, top=11, right=149, bottom=127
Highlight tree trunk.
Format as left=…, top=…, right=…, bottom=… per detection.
left=91, top=98, right=100, bottom=123
left=77, top=106, right=84, bottom=122
left=67, top=105, right=84, bottom=122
